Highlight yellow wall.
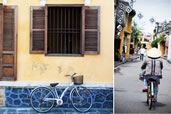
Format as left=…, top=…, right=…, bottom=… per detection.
left=5, top=0, right=114, bottom=83
left=160, top=44, right=165, bottom=56
left=119, top=14, right=134, bottom=59
left=146, top=43, right=152, bottom=50
left=125, top=39, right=131, bottom=59
left=119, top=30, right=124, bottom=55
left=125, top=15, right=133, bottom=59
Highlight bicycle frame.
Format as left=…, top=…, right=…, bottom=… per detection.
left=148, top=80, right=155, bottom=97
left=58, top=82, right=75, bottom=99
left=150, top=81, right=154, bottom=96
left=44, top=82, right=75, bottom=101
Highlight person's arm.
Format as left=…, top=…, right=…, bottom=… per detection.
left=141, top=60, right=147, bottom=69
left=160, top=61, right=163, bottom=69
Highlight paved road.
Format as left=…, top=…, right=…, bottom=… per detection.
left=115, top=59, right=171, bottom=113
left=0, top=108, right=113, bottom=114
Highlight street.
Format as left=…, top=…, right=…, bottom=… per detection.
left=115, top=58, right=171, bottom=113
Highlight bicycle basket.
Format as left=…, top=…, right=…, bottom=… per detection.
left=73, top=75, right=83, bottom=85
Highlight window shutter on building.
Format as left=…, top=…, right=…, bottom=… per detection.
left=30, top=6, right=45, bottom=54
left=3, top=7, right=15, bottom=52
left=0, top=6, right=3, bottom=80
left=84, top=6, right=100, bottom=54
left=0, top=6, right=17, bottom=81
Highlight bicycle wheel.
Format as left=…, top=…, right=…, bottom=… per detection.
left=148, top=82, right=152, bottom=110
left=146, top=89, right=149, bottom=105
left=70, top=86, right=93, bottom=113
left=30, top=87, right=55, bottom=113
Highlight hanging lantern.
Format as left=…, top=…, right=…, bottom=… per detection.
left=117, top=25, right=123, bottom=32
left=118, top=10, right=124, bottom=17
left=117, top=18, right=123, bottom=24
left=149, top=18, right=155, bottom=23
left=3, top=0, right=7, bottom=5
left=40, top=0, right=46, bottom=6
left=119, top=3, right=125, bottom=10
left=137, top=13, right=143, bottom=19
left=85, top=0, right=91, bottom=6
left=126, top=6, right=132, bottom=14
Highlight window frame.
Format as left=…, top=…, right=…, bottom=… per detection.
left=30, top=5, right=100, bottom=56
left=45, top=4, right=84, bottom=56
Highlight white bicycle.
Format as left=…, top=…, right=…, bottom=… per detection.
left=30, top=73, right=93, bottom=113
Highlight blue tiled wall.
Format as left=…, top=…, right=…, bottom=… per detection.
left=5, top=87, right=113, bottom=108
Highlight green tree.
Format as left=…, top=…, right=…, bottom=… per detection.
left=131, top=21, right=142, bottom=47
left=153, top=28, right=156, bottom=34
left=151, top=35, right=165, bottom=48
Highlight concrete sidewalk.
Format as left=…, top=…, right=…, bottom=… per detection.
left=161, top=56, right=171, bottom=63
left=0, top=107, right=113, bottom=114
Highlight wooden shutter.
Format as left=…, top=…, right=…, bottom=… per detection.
left=1, top=6, right=17, bottom=81
left=30, top=6, right=45, bottom=54
left=0, top=6, right=3, bottom=80
left=83, top=6, right=100, bottom=54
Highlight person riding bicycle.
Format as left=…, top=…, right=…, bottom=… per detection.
left=141, top=47, right=163, bottom=103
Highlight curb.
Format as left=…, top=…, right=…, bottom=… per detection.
left=114, top=61, right=126, bottom=73
left=0, top=107, right=113, bottom=114
left=114, top=56, right=140, bottom=73
left=114, top=67, right=120, bottom=73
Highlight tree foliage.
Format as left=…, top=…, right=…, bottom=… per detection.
left=153, top=28, right=156, bottom=34
left=131, top=21, right=142, bottom=46
left=151, top=35, right=165, bottom=48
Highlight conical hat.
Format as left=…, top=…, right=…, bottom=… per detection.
left=147, top=48, right=162, bottom=58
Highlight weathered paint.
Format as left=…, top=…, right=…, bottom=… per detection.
left=125, top=15, right=133, bottom=59
left=5, top=0, right=113, bottom=83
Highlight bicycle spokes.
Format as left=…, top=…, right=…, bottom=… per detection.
left=70, top=86, right=93, bottom=113
left=30, top=87, right=55, bottom=113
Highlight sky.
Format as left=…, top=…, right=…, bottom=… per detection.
left=125, top=0, right=171, bottom=34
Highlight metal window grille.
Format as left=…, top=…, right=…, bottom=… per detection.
left=47, top=7, right=82, bottom=54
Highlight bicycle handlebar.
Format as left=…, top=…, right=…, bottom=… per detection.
left=65, top=73, right=77, bottom=82
left=65, top=73, right=77, bottom=77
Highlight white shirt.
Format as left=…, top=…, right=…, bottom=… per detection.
left=140, top=48, right=146, bottom=55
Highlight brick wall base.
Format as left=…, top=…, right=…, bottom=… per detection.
left=4, top=87, right=113, bottom=108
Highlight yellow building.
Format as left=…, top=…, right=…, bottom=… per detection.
left=0, top=0, right=114, bottom=109
left=119, top=8, right=135, bottom=60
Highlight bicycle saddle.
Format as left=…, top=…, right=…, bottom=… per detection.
left=50, top=83, right=59, bottom=87
left=148, top=78, right=156, bottom=82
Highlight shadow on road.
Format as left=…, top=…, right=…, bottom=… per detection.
left=154, top=102, right=167, bottom=107
left=141, top=101, right=167, bottom=108
left=115, top=88, right=127, bottom=92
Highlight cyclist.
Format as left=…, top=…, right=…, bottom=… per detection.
left=141, top=47, right=163, bottom=103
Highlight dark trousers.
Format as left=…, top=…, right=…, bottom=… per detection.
left=140, top=54, right=144, bottom=61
